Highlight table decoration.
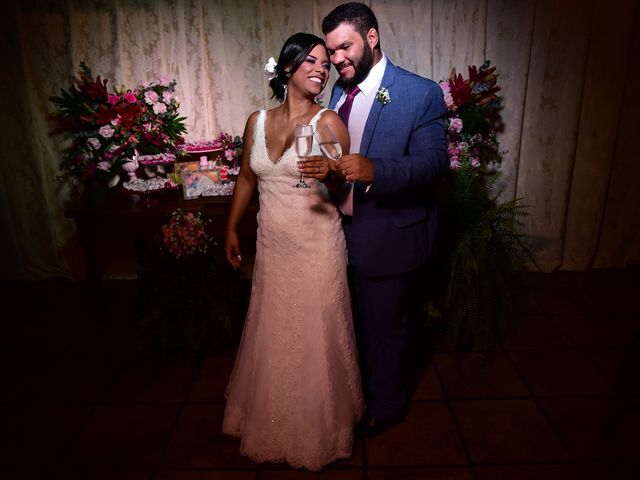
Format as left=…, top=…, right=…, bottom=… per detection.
left=49, top=62, right=187, bottom=195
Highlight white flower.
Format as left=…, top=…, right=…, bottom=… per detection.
left=87, top=137, right=101, bottom=150
left=99, top=124, right=114, bottom=139
left=376, top=87, right=391, bottom=106
left=265, top=57, right=278, bottom=80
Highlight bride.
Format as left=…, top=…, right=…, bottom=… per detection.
left=222, top=32, right=363, bottom=471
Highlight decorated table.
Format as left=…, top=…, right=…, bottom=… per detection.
left=66, top=191, right=258, bottom=280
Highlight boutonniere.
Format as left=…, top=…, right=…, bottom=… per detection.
left=376, top=87, right=391, bottom=106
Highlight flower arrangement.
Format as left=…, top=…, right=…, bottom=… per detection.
left=439, top=61, right=501, bottom=170
left=161, top=209, right=211, bottom=259
left=376, top=87, right=391, bottom=106
left=427, top=61, right=530, bottom=353
left=50, top=62, right=187, bottom=187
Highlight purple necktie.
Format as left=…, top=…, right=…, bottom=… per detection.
left=337, top=86, right=359, bottom=216
left=337, top=86, right=360, bottom=127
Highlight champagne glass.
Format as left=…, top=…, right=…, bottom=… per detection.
left=295, top=124, right=313, bottom=188
left=313, top=125, right=342, bottom=162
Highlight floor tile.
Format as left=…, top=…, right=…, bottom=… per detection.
left=536, top=288, right=590, bottom=315
left=69, top=404, right=180, bottom=468
left=106, top=356, right=197, bottom=402
left=160, top=404, right=255, bottom=468
left=367, top=467, right=472, bottom=479
left=503, top=314, right=573, bottom=350
left=0, top=404, right=94, bottom=466
left=260, top=469, right=363, bottom=479
left=409, top=361, right=445, bottom=401
left=513, top=271, right=574, bottom=290
left=155, top=471, right=257, bottom=479
left=510, top=288, right=543, bottom=315
left=581, top=461, right=638, bottom=480
left=551, top=314, right=639, bottom=349
left=64, top=471, right=153, bottom=480
left=540, top=396, right=639, bottom=460
left=507, top=350, right=610, bottom=396
left=474, top=464, right=584, bottom=480
left=583, top=349, right=640, bottom=395
left=366, top=402, right=466, bottom=466
left=434, top=352, right=529, bottom=399
left=451, top=399, right=569, bottom=463
left=17, top=349, right=125, bottom=403
left=188, top=356, right=235, bottom=402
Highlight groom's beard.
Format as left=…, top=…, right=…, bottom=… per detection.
left=336, top=44, right=373, bottom=89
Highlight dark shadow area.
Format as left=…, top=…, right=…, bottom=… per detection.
left=0, top=267, right=638, bottom=479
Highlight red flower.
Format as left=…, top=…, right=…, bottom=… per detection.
left=78, top=74, right=108, bottom=101
left=448, top=71, right=473, bottom=108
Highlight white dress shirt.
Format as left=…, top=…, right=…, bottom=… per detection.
left=335, top=54, right=388, bottom=154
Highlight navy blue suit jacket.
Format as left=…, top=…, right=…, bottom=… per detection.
left=329, top=60, right=449, bottom=277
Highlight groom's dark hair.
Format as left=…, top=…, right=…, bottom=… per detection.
left=321, top=2, right=381, bottom=50
left=270, top=32, right=326, bottom=102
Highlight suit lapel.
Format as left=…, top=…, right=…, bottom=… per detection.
left=328, top=83, right=344, bottom=110
left=361, top=61, right=397, bottom=156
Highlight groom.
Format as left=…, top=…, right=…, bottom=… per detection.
left=322, top=2, right=449, bottom=436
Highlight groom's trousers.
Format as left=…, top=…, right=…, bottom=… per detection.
left=348, top=264, right=420, bottom=423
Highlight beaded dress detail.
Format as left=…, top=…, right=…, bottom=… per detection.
left=222, top=109, right=363, bottom=471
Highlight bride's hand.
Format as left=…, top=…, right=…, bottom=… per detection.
left=298, top=155, right=330, bottom=181
left=225, top=230, right=242, bottom=270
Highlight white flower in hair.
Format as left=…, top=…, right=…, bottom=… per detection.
left=265, top=57, right=278, bottom=80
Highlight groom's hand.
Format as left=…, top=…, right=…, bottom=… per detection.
left=337, top=154, right=373, bottom=183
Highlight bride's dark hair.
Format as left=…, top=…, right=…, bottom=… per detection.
left=269, top=32, right=326, bottom=102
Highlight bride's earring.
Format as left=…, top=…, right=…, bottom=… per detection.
left=282, top=84, right=288, bottom=100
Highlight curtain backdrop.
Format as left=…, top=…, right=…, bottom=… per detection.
left=1, top=0, right=638, bottom=279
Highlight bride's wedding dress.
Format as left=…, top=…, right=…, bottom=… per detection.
left=222, top=108, right=363, bottom=471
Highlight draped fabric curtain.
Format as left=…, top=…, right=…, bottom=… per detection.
left=1, top=0, right=638, bottom=279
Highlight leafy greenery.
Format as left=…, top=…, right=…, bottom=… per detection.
left=427, top=61, right=533, bottom=352
left=431, top=164, right=531, bottom=352
left=137, top=241, right=247, bottom=357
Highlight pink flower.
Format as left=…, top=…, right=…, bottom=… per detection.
left=144, top=90, right=159, bottom=104
left=439, top=81, right=456, bottom=111
left=97, top=161, right=110, bottom=171
left=125, top=92, right=137, bottom=103
left=158, top=75, right=170, bottom=86
left=449, top=118, right=463, bottom=134
left=224, top=149, right=235, bottom=161
left=152, top=102, right=167, bottom=114
left=450, top=158, right=460, bottom=170
left=87, top=137, right=101, bottom=150
left=471, top=158, right=480, bottom=168
left=108, top=94, right=119, bottom=105
left=99, top=124, right=114, bottom=138
left=162, top=91, right=173, bottom=103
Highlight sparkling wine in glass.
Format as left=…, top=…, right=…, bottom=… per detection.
left=314, top=125, right=342, bottom=161
left=295, top=124, right=313, bottom=188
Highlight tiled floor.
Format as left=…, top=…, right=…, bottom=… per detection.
left=1, top=269, right=638, bottom=479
